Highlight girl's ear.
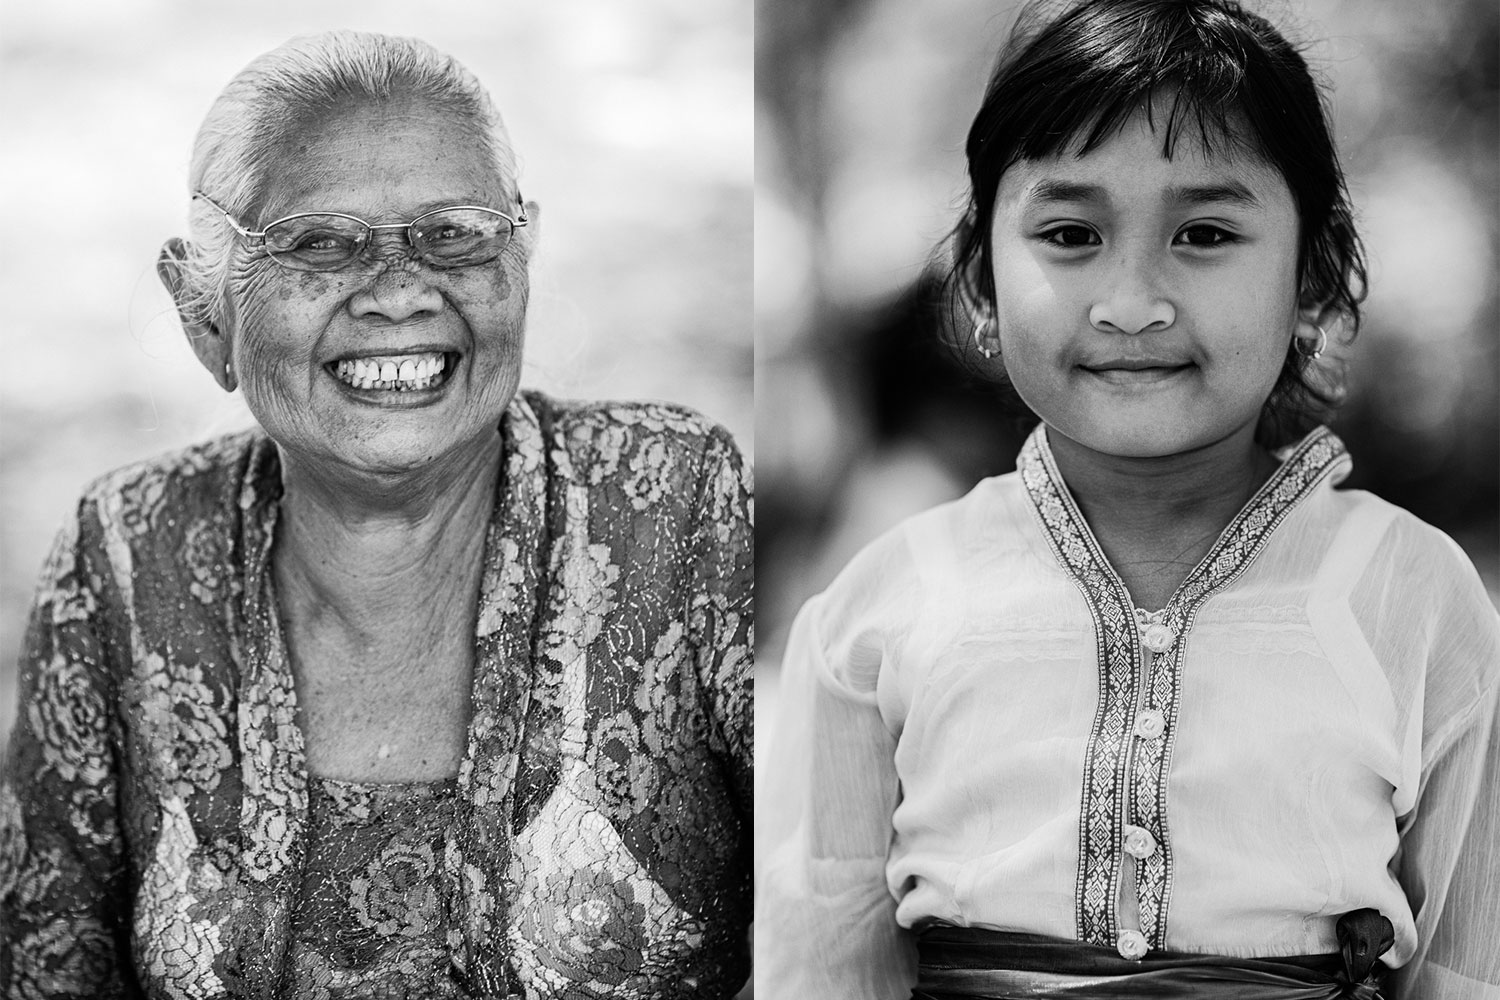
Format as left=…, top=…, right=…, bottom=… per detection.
left=157, top=238, right=237, bottom=392
left=1293, top=299, right=1341, bottom=359
left=954, top=215, right=992, bottom=323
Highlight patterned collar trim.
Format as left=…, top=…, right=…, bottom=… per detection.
left=1017, top=425, right=1349, bottom=955
left=230, top=393, right=553, bottom=995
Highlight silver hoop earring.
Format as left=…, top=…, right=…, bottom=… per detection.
left=972, top=316, right=999, bottom=359
left=1295, top=323, right=1327, bottom=361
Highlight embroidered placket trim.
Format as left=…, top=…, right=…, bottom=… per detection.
left=1019, top=426, right=1348, bottom=949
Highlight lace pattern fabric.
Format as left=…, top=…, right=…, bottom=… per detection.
left=1, top=390, right=754, bottom=999
left=289, top=778, right=464, bottom=998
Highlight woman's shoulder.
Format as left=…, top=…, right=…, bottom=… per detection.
left=518, top=390, right=746, bottom=487
left=523, top=390, right=735, bottom=447
left=76, top=431, right=271, bottom=521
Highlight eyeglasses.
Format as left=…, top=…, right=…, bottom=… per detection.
left=192, top=191, right=529, bottom=272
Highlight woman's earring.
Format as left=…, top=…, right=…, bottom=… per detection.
left=223, top=360, right=238, bottom=392
left=1295, top=323, right=1328, bottom=361
left=972, top=315, right=1000, bottom=359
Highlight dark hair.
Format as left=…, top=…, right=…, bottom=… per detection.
left=946, top=0, right=1368, bottom=447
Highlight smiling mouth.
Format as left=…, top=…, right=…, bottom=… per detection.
left=328, top=351, right=456, bottom=392
left=1081, top=363, right=1193, bottom=385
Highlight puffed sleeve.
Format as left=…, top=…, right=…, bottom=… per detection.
left=686, top=426, right=754, bottom=809
left=755, top=544, right=917, bottom=999
left=1, top=505, right=136, bottom=998
left=1389, top=537, right=1500, bottom=999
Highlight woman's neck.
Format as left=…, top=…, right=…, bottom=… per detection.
left=270, top=436, right=503, bottom=639
left=1045, top=422, right=1278, bottom=610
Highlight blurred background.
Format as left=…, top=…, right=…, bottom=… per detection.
left=756, top=0, right=1500, bottom=760
left=0, top=0, right=752, bottom=757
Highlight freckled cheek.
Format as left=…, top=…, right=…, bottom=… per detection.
left=449, top=262, right=530, bottom=352
left=228, top=267, right=342, bottom=403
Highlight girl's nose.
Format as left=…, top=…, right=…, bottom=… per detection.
left=1088, top=255, right=1175, bottom=335
left=347, top=263, right=445, bottom=323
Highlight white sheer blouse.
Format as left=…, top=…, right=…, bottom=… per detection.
left=757, top=426, right=1500, bottom=1000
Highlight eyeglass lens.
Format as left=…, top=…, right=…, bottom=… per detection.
left=262, top=209, right=516, bottom=271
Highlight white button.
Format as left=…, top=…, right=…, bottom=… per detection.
left=1122, top=824, right=1157, bottom=859
left=1133, top=710, right=1166, bottom=739
left=1140, top=622, right=1176, bottom=653
left=1116, top=929, right=1149, bottom=960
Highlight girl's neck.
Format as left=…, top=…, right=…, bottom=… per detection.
left=1045, top=422, right=1279, bottom=610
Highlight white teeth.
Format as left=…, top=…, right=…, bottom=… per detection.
left=332, top=352, right=449, bottom=391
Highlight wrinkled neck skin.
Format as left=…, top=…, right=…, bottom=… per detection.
left=1045, top=420, right=1279, bottom=610
left=270, top=430, right=502, bottom=645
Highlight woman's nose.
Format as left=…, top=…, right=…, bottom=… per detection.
left=1088, top=252, right=1175, bottom=335
left=347, top=263, right=445, bottom=323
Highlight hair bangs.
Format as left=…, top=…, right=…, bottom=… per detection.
left=981, top=2, right=1277, bottom=174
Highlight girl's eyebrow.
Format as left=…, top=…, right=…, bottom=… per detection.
left=1023, top=180, right=1262, bottom=210
left=1025, top=180, right=1105, bottom=205
left=1163, top=183, right=1262, bottom=208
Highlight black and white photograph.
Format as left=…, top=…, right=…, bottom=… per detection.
left=3, top=0, right=1498, bottom=997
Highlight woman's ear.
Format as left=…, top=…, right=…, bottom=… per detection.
left=517, top=199, right=541, bottom=257
left=157, top=237, right=236, bottom=392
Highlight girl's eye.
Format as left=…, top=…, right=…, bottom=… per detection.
left=1175, top=224, right=1238, bottom=247
left=1039, top=225, right=1100, bottom=248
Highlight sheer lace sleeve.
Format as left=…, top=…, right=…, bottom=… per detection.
left=1390, top=533, right=1500, bottom=999
left=755, top=539, right=917, bottom=1000
left=1, top=506, right=135, bottom=999
left=687, top=426, right=754, bottom=810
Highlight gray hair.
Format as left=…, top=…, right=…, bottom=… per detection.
left=177, top=30, right=518, bottom=330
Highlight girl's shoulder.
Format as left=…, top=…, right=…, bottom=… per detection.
left=1317, top=483, right=1493, bottom=598
left=1316, top=484, right=1499, bottom=690
left=812, top=470, right=1032, bottom=618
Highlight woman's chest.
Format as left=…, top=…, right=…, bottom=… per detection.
left=291, top=651, right=474, bottom=783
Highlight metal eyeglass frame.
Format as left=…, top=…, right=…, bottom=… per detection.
left=191, top=190, right=529, bottom=270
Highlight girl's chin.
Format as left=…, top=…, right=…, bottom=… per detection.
left=1045, top=411, right=1254, bottom=462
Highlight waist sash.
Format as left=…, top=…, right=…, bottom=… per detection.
left=913, top=910, right=1393, bottom=1000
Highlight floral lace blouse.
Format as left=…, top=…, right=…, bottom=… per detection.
left=289, top=778, right=464, bottom=997
left=0, top=391, right=754, bottom=999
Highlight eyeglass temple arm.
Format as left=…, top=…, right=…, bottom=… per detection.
left=191, top=191, right=268, bottom=246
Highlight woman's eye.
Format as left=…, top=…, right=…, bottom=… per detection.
left=296, top=231, right=355, bottom=252
left=1039, top=225, right=1100, bottom=248
left=1175, top=224, right=1237, bottom=247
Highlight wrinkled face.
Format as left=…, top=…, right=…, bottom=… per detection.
left=225, top=95, right=531, bottom=478
left=985, top=112, right=1301, bottom=459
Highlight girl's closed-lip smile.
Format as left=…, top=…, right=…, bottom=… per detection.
left=1079, top=357, right=1194, bottom=386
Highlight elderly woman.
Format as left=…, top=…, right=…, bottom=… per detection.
left=0, top=30, right=751, bottom=999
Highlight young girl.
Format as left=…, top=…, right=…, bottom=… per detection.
left=756, top=2, right=1500, bottom=998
